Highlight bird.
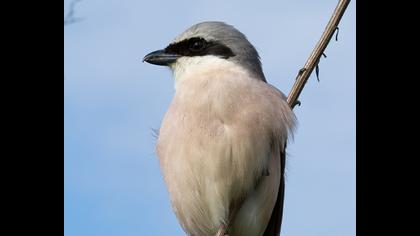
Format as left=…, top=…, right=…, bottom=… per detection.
left=143, top=21, right=296, bottom=236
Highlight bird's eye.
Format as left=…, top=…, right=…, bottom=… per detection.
left=189, top=39, right=205, bottom=52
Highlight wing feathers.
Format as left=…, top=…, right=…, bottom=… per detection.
left=263, top=144, right=286, bottom=236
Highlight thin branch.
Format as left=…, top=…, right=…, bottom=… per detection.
left=287, top=0, right=351, bottom=109
left=64, top=0, right=83, bottom=26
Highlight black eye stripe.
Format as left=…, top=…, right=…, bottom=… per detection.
left=189, top=40, right=205, bottom=51
left=164, top=37, right=235, bottom=59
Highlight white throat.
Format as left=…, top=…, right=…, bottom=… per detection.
left=169, top=56, right=252, bottom=90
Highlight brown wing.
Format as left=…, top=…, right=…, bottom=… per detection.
left=263, top=143, right=286, bottom=236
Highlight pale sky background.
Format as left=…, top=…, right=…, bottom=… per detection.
left=64, top=0, right=355, bottom=235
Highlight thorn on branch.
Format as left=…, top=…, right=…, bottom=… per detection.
left=335, top=26, right=340, bottom=41
left=322, top=52, right=327, bottom=58
left=315, top=62, right=320, bottom=82
left=292, top=100, right=301, bottom=109
left=298, top=68, right=306, bottom=77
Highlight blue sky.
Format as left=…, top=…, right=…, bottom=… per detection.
left=64, top=0, right=355, bottom=235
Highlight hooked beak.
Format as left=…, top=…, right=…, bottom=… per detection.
left=143, top=50, right=180, bottom=66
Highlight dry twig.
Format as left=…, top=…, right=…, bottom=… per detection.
left=287, top=0, right=351, bottom=109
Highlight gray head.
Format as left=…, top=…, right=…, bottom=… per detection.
left=144, top=21, right=266, bottom=81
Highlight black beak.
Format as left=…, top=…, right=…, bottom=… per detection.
left=143, top=50, right=180, bottom=66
